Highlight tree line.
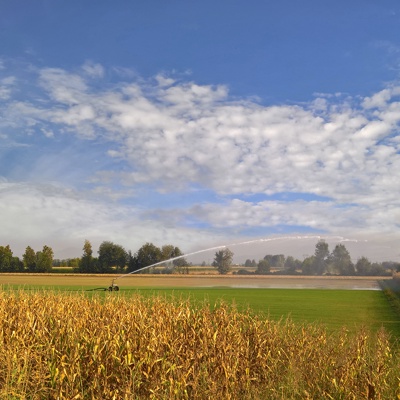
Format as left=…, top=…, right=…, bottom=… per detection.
left=1, top=239, right=398, bottom=275
left=77, top=240, right=189, bottom=274
left=239, top=240, right=399, bottom=276
left=0, top=245, right=54, bottom=273
left=0, top=241, right=189, bottom=274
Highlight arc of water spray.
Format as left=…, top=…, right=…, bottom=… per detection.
left=114, top=235, right=362, bottom=282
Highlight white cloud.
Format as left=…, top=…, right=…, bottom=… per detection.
left=187, top=198, right=400, bottom=235
left=154, top=74, right=176, bottom=87
left=41, top=128, right=54, bottom=138
left=38, top=68, right=88, bottom=105
left=81, top=61, right=105, bottom=78
left=5, top=68, right=400, bottom=205
left=1, top=76, right=16, bottom=85
left=0, top=87, right=11, bottom=100
left=1, top=64, right=400, bottom=260
left=0, top=76, right=16, bottom=100
left=0, top=180, right=223, bottom=258
left=362, top=85, right=400, bottom=109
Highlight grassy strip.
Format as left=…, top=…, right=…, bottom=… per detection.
left=379, top=279, right=400, bottom=318
left=0, top=291, right=399, bottom=399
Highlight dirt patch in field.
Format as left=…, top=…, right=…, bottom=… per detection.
left=119, top=275, right=387, bottom=290
left=0, top=273, right=390, bottom=290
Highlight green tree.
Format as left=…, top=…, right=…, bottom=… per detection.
left=160, top=245, right=188, bottom=272
left=355, top=256, right=371, bottom=275
left=78, top=239, right=97, bottom=273
left=98, top=241, right=128, bottom=273
left=244, top=259, right=252, bottom=267
left=255, top=259, right=270, bottom=275
left=36, top=245, right=54, bottom=272
left=329, top=244, right=354, bottom=275
left=68, top=258, right=80, bottom=269
left=301, top=255, right=316, bottom=275
left=244, top=259, right=257, bottom=268
left=23, top=246, right=37, bottom=272
left=313, top=240, right=330, bottom=275
left=212, top=248, right=234, bottom=275
left=369, top=262, right=386, bottom=276
left=0, top=245, right=14, bottom=272
left=12, top=256, right=24, bottom=272
left=173, top=257, right=190, bottom=274
left=382, top=261, right=400, bottom=273
left=264, top=254, right=285, bottom=270
left=129, top=243, right=162, bottom=273
left=161, top=244, right=178, bottom=261
left=284, top=256, right=302, bottom=274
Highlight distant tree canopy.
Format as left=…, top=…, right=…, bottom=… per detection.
left=52, top=258, right=79, bottom=267
left=0, top=245, right=23, bottom=272
left=300, top=241, right=353, bottom=275
left=20, top=245, right=54, bottom=273
left=128, top=242, right=187, bottom=274
left=300, top=241, right=391, bottom=276
left=77, top=239, right=96, bottom=273
left=244, top=259, right=257, bottom=268
left=212, top=248, right=234, bottom=275
left=23, top=246, right=36, bottom=272
left=36, top=245, right=54, bottom=273
left=128, top=242, right=162, bottom=273
left=301, top=256, right=316, bottom=275
left=0, top=240, right=397, bottom=276
left=329, top=244, right=355, bottom=275
left=255, top=259, right=270, bottom=275
left=98, top=241, right=128, bottom=273
left=314, top=241, right=330, bottom=275
left=264, top=254, right=285, bottom=270
left=243, top=240, right=394, bottom=277
left=284, top=256, right=302, bottom=274
left=161, top=244, right=189, bottom=273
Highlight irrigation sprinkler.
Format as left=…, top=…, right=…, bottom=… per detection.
left=108, top=278, right=119, bottom=292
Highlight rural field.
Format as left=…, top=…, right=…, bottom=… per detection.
left=1, top=274, right=399, bottom=334
left=0, top=272, right=388, bottom=289
left=1, top=274, right=400, bottom=399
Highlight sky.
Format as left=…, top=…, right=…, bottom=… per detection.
left=1, top=0, right=400, bottom=262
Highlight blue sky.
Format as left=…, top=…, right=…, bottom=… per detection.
left=1, top=1, right=400, bottom=261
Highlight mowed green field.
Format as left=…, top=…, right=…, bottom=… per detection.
left=1, top=274, right=399, bottom=337
left=128, top=287, right=400, bottom=336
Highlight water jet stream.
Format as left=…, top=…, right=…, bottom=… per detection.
left=113, top=235, right=361, bottom=283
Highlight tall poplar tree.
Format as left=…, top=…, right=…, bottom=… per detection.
left=23, top=246, right=37, bottom=272
left=330, top=244, right=355, bottom=275
left=78, top=239, right=97, bottom=273
left=313, top=240, right=330, bottom=275
left=36, top=245, right=54, bottom=272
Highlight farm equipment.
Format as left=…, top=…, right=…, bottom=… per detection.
left=108, top=278, right=119, bottom=291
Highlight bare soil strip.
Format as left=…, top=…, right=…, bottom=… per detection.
left=0, top=273, right=390, bottom=290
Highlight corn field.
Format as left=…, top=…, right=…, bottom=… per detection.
left=0, top=291, right=399, bottom=399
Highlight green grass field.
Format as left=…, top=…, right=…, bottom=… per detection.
left=125, top=287, right=400, bottom=336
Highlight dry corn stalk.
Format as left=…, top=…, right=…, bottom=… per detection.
left=0, top=291, right=399, bottom=399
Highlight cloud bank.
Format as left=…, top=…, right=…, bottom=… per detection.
left=0, top=63, right=399, bottom=260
